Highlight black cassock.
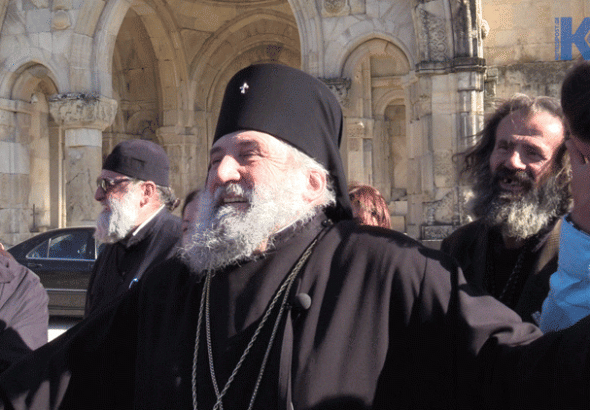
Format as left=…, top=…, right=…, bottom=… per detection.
left=1, top=213, right=590, bottom=409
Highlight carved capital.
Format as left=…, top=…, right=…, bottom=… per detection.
left=320, top=77, right=352, bottom=107
left=321, top=0, right=350, bottom=17
left=49, top=93, right=117, bottom=131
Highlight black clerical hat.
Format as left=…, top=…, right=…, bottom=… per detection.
left=102, top=139, right=170, bottom=187
left=213, top=63, right=353, bottom=221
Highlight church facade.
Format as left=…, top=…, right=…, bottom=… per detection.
left=0, top=0, right=583, bottom=245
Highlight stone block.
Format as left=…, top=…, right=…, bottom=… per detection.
left=75, top=0, right=104, bottom=37
left=53, top=0, right=73, bottom=10
left=65, top=145, right=101, bottom=226
left=0, top=173, right=29, bottom=205
left=390, top=200, right=408, bottom=214
left=3, top=13, right=26, bottom=35
left=51, top=29, right=72, bottom=56
left=431, top=114, right=454, bottom=150
left=26, top=9, right=51, bottom=33
left=64, top=128, right=102, bottom=148
left=70, top=34, right=92, bottom=66
left=38, top=31, right=52, bottom=52
left=193, top=3, right=225, bottom=32
left=390, top=215, right=406, bottom=233
left=433, top=150, right=454, bottom=188
left=421, top=224, right=454, bottom=240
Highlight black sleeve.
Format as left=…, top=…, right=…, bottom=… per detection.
left=0, top=283, right=140, bottom=410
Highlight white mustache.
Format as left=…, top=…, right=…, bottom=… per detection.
left=213, top=183, right=253, bottom=207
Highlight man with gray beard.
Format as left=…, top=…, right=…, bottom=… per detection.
left=85, top=139, right=181, bottom=316
left=441, top=94, right=571, bottom=324
left=4, top=65, right=590, bottom=410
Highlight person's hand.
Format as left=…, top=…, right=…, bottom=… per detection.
left=0, top=243, right=4, bottom=251
left=566, top=139, right=590, bottom=234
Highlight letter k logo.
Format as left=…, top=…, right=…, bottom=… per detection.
left=561, top=18, right=590, bottom=60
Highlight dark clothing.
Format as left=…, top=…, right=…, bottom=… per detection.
left=84, top=208, right=181, bottom=316
left=0, top=253, right=48, bottom=373
left=1, top=213, right=589, bottom=409
left=441, top=218, right=560, bottom=324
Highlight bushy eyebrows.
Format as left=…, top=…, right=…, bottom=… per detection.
left=209, top=139, right=263, bottom=158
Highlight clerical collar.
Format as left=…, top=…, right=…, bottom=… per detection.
left=266, top=211, right=327, bottom=252
left=119, top=206, right=165, bottom=249
left=132, top=205, right=165, bottom=237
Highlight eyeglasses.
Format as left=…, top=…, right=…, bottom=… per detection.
left=96, top=177, right=132, bottom=193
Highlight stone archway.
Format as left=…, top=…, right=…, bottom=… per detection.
left=3, top=64, right=61, bottom=243
left=188, top=8, right=301, bottom=189
left=340, top=38, right=411, bottom=232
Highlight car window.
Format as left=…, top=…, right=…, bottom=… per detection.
left=27, top=231, right=94, bottom=261
left=27, top=240, right=48, bottom=259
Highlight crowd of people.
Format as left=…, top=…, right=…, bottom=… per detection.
left=0, top=60, right=589, bottom=408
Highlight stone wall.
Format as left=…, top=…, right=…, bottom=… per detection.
left=0, top=0, right=574, bottom=245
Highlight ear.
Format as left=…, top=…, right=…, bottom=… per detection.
left=302, top=169, right=326, bottom=205
left=140, top=181, right=157, bottom=207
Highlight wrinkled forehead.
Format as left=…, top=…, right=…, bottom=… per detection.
left=209, top=130, right=290, bottom=158
left=496, top=110, right=565, bottom=147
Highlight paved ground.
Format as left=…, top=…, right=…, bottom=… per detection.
left=49, top=317, right=81, bottom=341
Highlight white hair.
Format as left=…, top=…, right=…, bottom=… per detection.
left=274, top=137, right=336, bottom=209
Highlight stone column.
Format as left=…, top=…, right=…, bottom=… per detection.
left=49, top=93, right=117, bottom=227
left=156, top=126, right=203, bottom=205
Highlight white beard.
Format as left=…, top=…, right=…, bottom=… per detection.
left=180, top=177, right=316, bottom=275
left=94, top=188, right=140, bottom=244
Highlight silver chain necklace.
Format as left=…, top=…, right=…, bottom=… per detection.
left=191, top=238, right=319, bottom=410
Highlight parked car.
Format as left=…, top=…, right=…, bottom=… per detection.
left=7, top=227, right=102, bottom=317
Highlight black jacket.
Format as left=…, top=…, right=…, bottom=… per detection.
left=441, top=218, right=560, bottom=323
left=84, top=208, right=181, bottom=316
left=1, top=214, right=589, bottom=409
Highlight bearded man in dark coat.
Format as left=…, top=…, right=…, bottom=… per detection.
left=0, top=64, right=589, bottom=410
left=441, top=95, right=571, bottom=324
left=85, top=139, right=181, bottom=316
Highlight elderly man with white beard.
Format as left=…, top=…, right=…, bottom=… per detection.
left=2, top=64, right=590, bottom=410
left=441, top=95, right=571, bottom=325
left=85, top=139, right=181, bottom=316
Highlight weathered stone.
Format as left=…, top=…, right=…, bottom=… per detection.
left=49, top=94, right=117, bottom=131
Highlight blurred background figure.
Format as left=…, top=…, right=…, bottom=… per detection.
left=0, top=243, right=48, bottom=373
left=348, top=184, right=391, bottom=229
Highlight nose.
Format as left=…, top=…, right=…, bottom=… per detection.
left=504, top=149, right=526, bottom=171
left=210, top=156, right=241, bottom=187
left=94, top=186, right=105, bottom=202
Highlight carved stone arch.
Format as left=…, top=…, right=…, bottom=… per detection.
left=0, top=53, right=65, bottom=99
left=204, top=44, right=301, bottom=145
left=91, top=0, right=190, bottom=128
left=342, top=38, right=411, bottom=81
left=191, top=9, right=300, bottom=111
left=187, top=44, right=300, bottom=190
left=340, top=38, right=412, bottom=232
left=5, top=63, right=62, bottom=234
left=332, top=31, right=416, bottom=79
